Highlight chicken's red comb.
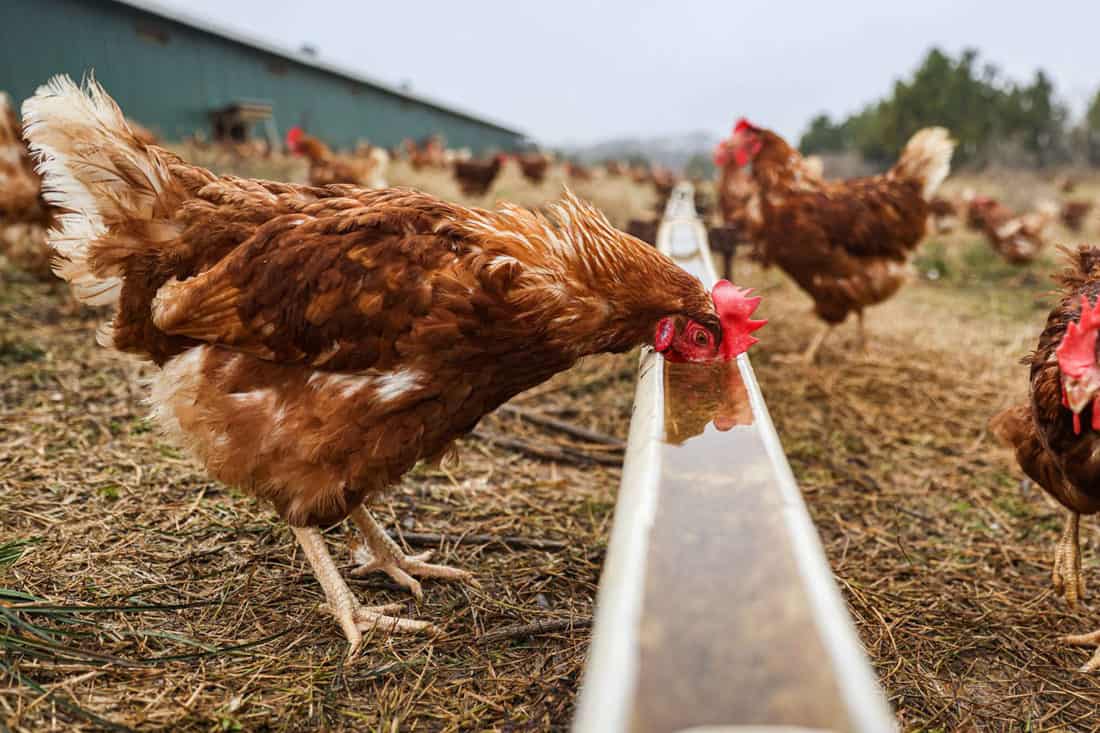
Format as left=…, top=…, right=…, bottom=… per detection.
left=285, top=126, right=304, bottom=146
left=712, top=280, right=767, bottom=359
left=1056, top=294, right=1100, bottom=379
left=734, top=118, right=754, bottom=134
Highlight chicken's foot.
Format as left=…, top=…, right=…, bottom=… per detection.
left=292, top=526, right=435, bottom=656
left=349, top=506, right=478, bottom=602
left=1063, top=628, right=1100, bottom=673
left=1053, top=512, right=1085, bottom=607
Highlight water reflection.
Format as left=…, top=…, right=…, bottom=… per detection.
left=663, top=358, right=753, bottom=445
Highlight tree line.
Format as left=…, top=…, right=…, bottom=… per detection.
left=800, top=48, right=1100, bottom=169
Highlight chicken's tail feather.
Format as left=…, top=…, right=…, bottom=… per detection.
left=22, top=74, right=181, bottom=323
left=890, top=127, right=955, bottom=200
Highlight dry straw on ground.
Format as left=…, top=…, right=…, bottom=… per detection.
left=2, top=170, right=1100, bottom=731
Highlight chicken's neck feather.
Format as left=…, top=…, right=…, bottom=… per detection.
left=450, top=191, right=714, bottom=359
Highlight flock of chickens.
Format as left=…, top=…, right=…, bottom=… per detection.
left=6, top=74, right=1100, bottom=676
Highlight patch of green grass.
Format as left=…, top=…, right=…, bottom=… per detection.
left=96, top=484, right=121, bottom=501
left=0, top=538, right=39, bottom=568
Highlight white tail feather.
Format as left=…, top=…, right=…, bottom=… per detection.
left=21, top=74, right=174, bottom=311
left=890, top=127, right=955, bottom=200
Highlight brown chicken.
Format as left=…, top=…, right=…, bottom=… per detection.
left=713, top=155, right=762, bottom=247
left=564, top=161, right=594, bottom=183
left=716, top=118, right=955, bottom=361
left=967, top=195, right=1056, bottom=264
left=403, top=135, right=446, bottom=170
left=0, top=92, right=55, bottom=278
left=516, top=152, right=550, bottom=185
left=1062, top=200, right=1094, bottom=234
left=286, top=127, right=388, bottom=188
left=24, top=76, right=766, bottom=653
left=992, top=246, right=1100, bottom=672
left=452, top=154, right=504, bottom=197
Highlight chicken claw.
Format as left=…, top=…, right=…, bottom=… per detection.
left=321, top=601, right=437, bottom=657
left=293, top=526, right=436, bottom=656
left=349, top=506, right=478, bottom=602
left=1062, top=628, right=1100, bottom=673
left=1052, top=512, right=1085, bottom=607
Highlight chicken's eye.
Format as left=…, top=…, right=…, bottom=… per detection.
left=693, top=329, right=710, bottom=347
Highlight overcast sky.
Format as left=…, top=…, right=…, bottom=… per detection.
left=167, top=0, right=1100, bottom=145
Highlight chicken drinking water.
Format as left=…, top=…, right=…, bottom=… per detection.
left=23, top=76, right=765, bottom=654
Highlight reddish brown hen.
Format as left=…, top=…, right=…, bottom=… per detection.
left=24, top=76, right=765, bottom=654
left=1062, top=200, right=1094, bottom=234
left=965, top=193, right=1056, bottom=264
left=515, top=152, right=550, bottom=185
left=452, top=154, right=504, bottom=197
left=992, top=246, right=1100, bottom=672
left=715, top=118, right=954, bottom=362
left=286, top=126, right=388, bottom=189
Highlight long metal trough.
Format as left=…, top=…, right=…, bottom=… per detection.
left=573, top=184, right=895, bottom=733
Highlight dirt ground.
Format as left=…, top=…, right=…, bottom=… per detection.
left=3, top=168, right=1100, bottom=731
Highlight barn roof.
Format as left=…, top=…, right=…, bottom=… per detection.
left=110, top=0, right=525, bottom=138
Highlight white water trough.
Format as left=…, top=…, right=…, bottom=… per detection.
left=573, top=183, right=895, bottom=733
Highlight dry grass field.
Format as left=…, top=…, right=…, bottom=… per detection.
left=3, top=164, right=1100, bottom=731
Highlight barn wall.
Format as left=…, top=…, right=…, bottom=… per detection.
left=0, top=0, right=523, bottom=152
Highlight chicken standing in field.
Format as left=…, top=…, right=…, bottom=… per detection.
left=967, top=195, right=1057, bottom=265
left=714, top=118, right=954, bottom=362
left=1062, top=200, right=1094, bottom=234
left=713, top=151, right=762, bottom=250
left=515, top=152, right=550, bottom=185
left=286, top=126, right=388, bottom=189
left=991, top=246, right=1100, bottom=672
left=24, top=76, right=766, bottom=653
left=452, top=154, right=504, bottom=197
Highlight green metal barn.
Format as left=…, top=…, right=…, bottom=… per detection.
left=0, top=0, right=526, bottom=152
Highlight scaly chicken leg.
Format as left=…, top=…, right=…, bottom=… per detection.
left=1063, top=628, right=1100, bottom=673
left=348, top=506, right=477, bottom=601
left=292, top=526, right=435, bottom=656
left=1053, top=512, right=1085, bottom=607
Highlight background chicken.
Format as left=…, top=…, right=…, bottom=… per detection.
left=24, top=76, right=765, bottom=654
left=1062, top=200, right=1094, bottom=234
left=713, top=151, right=762, bottom=249
left=452, top=154, right=505, bottom=196
left=403, top=135, right=446, bottom=170
left=0, top=92, right=55, bottom=278
left=515, top=152, right=550, bottom=185
left=286, top=126, right=388, bottom=188
left=565, top=161, right=594, bottom=182
left=715, top=118, right=955, bottom=361
left=992, top=246, right=1100, bottom=672
left=967, top=195, right=1057, bottom=264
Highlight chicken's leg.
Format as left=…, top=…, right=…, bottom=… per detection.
left=1053, top=512, right=1085, bottom=607
left=349, top=506, right=477, bottom=602
left=856, top=311, right=869, bottom=354
left=292, top=526, right=435, bottom=656
left=1062, top=628, right=1100, bottom=673
left=800, top=324, right=832, bottom=364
